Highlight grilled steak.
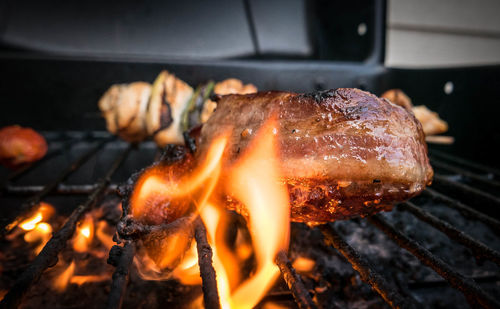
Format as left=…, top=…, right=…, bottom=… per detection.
left=198, top=88, right=433, bottom=223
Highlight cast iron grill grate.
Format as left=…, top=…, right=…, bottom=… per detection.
left=0, top=132, right=499, bottom=309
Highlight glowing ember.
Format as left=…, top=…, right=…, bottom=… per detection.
left=261, top=303, right=289, bottom=309
left=19, top=213, right=42, bottom=231
left=95, top=221, right=115, bottom=250
left=292, top=257, right=315, bottom=273
left=53, top=261, right=75, bottom=292
left=70, top=275, right=109, bottom=285
left=18, top=202, right=55, bottom=231
left=11, top=202, right=57, bottom=254
left=24, top=222, right=53, bottom=254
left=73, top=215, right=94, bottom=253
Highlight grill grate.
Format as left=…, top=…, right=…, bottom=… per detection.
left=0, top=133, right=499, bottom=309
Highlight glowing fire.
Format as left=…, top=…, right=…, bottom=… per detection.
left=131, top=118, right=291, bottom=308
left=13, top=202, right=56, bottom=254
left=53, top=261, right=75, bottom=292
left=211, top=118, right=289, bottom=309
left=24, top=222, right=53, bottom=254
left=73, top=215, right=94, bottom=252
left=70, top=275, right=109, bottom=285
left=95, top=221, right=115, bottom=250
left=292, top=257, right=315, bottom=273
left=51, top=208, right=117, bottom=292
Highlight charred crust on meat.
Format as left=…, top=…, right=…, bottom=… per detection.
left=158, top=144, right=188, bottom=164
left=300, top=89, right=337, bottom=103
left=183, top=131, right=197, bottom=153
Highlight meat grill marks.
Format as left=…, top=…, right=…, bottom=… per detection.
left=199, top=88, right=433, bottom=223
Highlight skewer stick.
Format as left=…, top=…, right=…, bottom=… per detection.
left=425, top=135, right=454, bottom=145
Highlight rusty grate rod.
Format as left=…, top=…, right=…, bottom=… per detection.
left=422, top=188, right=500, bottom=233
left=431, top=158, right=500, bottom=188
left=194, top=217, right=221, bottom=309
left=368, top=214, right=500, bottom=309
left=0, top=137, right=113, bottom=237
left=400, top=201, right=500, bottom=267
left=433, top=174, right=500, bottom=207
left=430, top=149, right=500, bottom=178
left=3, top=183, right=119, bottom=196
left=0, top=145, right=131, bottom=309
left=320, top=224, right=414, bottom=309
left=275, top=250, right=318, bottom=309
left=106, top=241, right=136, bottom=309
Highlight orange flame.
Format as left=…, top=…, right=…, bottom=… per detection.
left=172, top=242, right=202, bottom=285
left=53, top=261, right=75, bottom=292
left=14, top=202, right=56, bottom=254
left=18, top=202, right=55, bottom=231
left=292, top=257, right=315, bottom=273
left=218, top=118, right=290, bottom=309
left=24, top=222, right=53, bottom=254
left=70, top=275, right=109, bottom=285
left=0, top=290, right=7, bottom=302
left=130, top=137, right=227, bottom=224
left=73, top=215, right=94, bottom=253
left=131, top=118, right=290, bottom=308
left=95, top=221, right=115, bottom=250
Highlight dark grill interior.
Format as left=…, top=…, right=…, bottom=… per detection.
left=1, top=132, right=499, bottom=308
left=1, top=2, right=500, bottom=307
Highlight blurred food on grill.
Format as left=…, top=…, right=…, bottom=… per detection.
left=98, top=71, right=257, bottom=145
left=99, top=82, right=152, bottom=142
left=381, top=89, right=449, bottom=138
left=0, top=125, right=48, bottom=169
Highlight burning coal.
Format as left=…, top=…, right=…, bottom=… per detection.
left=4, top=199, right=122, bottom=297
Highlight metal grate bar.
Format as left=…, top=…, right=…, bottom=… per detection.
left=408, top=275, right=500, bottom=290
left=106, top=241, right=136, bottom=309
left=400, top=202, right=500, bottom=267
left=0, top=137, right=113, bottom=237
left=431, top=158, right=500, bottom=188
left=422, top=188, right=500, bottom=233
left=275, top=250, right=318, bottom=309
left=368, top=215, right=500, bottom=309
left=320, top=223, right=415, bottom=309
left=433, top=174, right=500, bottom=208
left=3, top=183, right=119, bottom=196
left=194, top=217, right=221, bottom=309
left=105, top=146, right=162, bottom=309
left=1, top=133, right=91, bottom=186
left=0, top=145, right=131, bottom=309
left=430, top=149, right=500, bottom=179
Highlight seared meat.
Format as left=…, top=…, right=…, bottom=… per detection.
left=198, top=88, right=433, bottom=223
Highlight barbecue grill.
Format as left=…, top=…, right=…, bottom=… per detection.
left=1, top=1, right=500, bottom=308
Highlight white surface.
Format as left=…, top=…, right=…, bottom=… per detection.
left=386, top=0, right=500, bottom=67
